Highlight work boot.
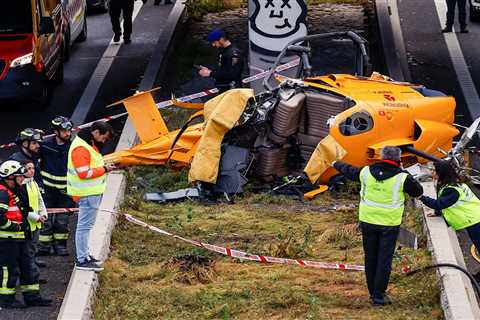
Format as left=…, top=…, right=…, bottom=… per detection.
left=0, top=299, right=27, bottom=309
left=442, top=26, right=452, bottom=33
left=36, top=258, right=47, bottom=268
left=24, top=295, right=53, bottom=307
left=37, top=244, right=53, bottom=256
left=124, top=37, right=132, bottom=44
left=54, top=240, right=69, bottom=256
left=113, top=33, right=121, bottom=43
left=165, top=0, right=173, bottom=4
left=460, top=26, right=469, bottom=33
left=372, top=294, right=393, bottom=306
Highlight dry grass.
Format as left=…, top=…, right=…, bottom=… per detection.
left=93, top=168, right=442, bottom=319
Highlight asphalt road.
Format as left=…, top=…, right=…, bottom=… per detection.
left=398, top=0, right=480, bottom=274
left=0, top=2, right=174, bottom=319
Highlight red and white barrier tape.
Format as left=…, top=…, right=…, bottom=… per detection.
left=242, top=58, right=300, bottom=84
left=119, top=212, right=364, bottom=272
left=0, top=58, right=299, bottom=150
left=46, top=208, right=79, bottom=214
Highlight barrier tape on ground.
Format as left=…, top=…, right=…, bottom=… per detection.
left=111, top=211, right=364, bottom=272
left=0, top=59, right=299, bottom=150
left=46, top=208, right=79, bottom=214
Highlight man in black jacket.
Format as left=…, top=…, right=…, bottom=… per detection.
left=442, top=0, right=468, bottom=33
left=109, top=0, right=146, bottom=44
left=332, top=146, right=423, bottom=306
left=198, top=28, right=244, bottom=92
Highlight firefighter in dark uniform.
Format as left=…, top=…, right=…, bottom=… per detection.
left=10, top=128, right=44, bottom=191
left=199, top=28, right=244, bottom=93
left=109, top=0, right=147, bottom=44
left=0, top=160, right=51, bottom=308
left=38, top=117, right=76, bottom=256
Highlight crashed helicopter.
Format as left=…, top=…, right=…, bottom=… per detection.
left=104, top=31, right=478, bottom=200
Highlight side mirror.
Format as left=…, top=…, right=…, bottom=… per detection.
left=39, top=17, right=55, bottom=35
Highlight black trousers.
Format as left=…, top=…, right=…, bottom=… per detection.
left=446, top=0, right=467, bottom=27
left=41, top=187, right=75, bottom=245
left=360, top=222, right=400, bottom=300
left=0, top=240, right=21, bottom=302
left=18, top=231, right=41, bottom=299
left=466, top=222, right=480, bottom=251
left=109, top=0, right=135, bottom=38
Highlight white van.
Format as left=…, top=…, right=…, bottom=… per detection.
left=61, top=0, right=87, bottom=60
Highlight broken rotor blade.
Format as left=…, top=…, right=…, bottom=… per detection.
left=451, top=117, right=480, bottom=155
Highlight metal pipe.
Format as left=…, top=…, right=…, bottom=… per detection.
left=402, top=146, right=442, bottom=162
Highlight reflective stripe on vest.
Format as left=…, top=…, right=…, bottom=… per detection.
left=67, top=136, right=106, bottom=197
left=0, top=231, right=25, bottom=239
left=440, top=184, right=480, bottom=231
left=41, top=170, right=67, bottom=189
left=358, top=166, right=408, bottom=226
left=26, top=181, right=42, bottom=232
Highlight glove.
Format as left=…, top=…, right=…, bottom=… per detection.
left=28, top=211, right=41, bottom=222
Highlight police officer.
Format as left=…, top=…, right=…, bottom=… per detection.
left=199, top=28, right=244, bottom=92
left=442, top=0, right=468, bottom=33
left=420, top=161, right=480, bottom=251
left=0, top=160, right=51, bottom=308
left=332, top=146, right=423, bottom=306
left=37, top=117, right=76, bottom=256
left=10, top=128, right=44, bottom=191
left=110, top=0, right=147, bottom=44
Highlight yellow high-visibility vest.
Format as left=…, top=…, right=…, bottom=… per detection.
left=67, top=136, right=106, bottom=197
left=359, top=166, right=408, bottom=226
left=440, top=184, right=480, bottom=231
left=26, top=180, right=42, bottom=232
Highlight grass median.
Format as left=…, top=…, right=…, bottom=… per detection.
left=92, top=166, right=442, bottom=319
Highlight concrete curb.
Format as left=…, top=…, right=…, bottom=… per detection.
left=375, top=0, right=411, bottom=81
left=408, top=165, right=480, bottom=320
left=57, top=2, right=186, bottom=319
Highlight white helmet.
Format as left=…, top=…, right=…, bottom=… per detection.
left=0, top=160, right=26, bottom=179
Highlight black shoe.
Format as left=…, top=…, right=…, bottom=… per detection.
left=124, top=37, right=131, bottom=44
left=54, top=246, right=69, bottom=256
left=442, top=27, right=452, bottom=33
left=25, top=297, right=53, bottom=307
left=76, top=260, right=104, bottom=272
left=36, top=259, right=47, bottom=268
left=113, top=33, right=121, bottom=43
left=0, top=299, right=27, bottom=309
left=372, top=294, right=393, bottom=306
left=39, top=278, right=48, bottom=284
left=87, top=255, right=102, bottom=264
left=154, top=0, right=160, bottom=4
left=37, top=245, right=53, bottom=256
left=460, top=28, right=469, bottom=33
left=165, top=0, right=173, bottom=4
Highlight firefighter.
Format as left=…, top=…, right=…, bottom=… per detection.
left=0, top=160, right=51, bottom=308
left=198, top=28, right=244, bottom=92
left=10, top=128, right=44, bottom=191
left=38, top=116, right=76, bottom=256
left=67, top=121, right=116, bottom=271
left=332, top=146, right=423, bottom=306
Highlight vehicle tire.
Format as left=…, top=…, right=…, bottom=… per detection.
left=471, top=7, right=480, bottom=22
left=77, top=15, right=87, bottom=42
left=101, top=0, right=110, bottom=13
left=63, top=29, right=71, bottom=62
left=35, top=81, right=53, bottom=110
left=52, top=54, right=64, bottom=85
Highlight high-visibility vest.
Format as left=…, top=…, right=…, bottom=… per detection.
left=439, top=184, right=480, bottom=231
left=26, top=180, right=42, bottom=232
left=0, top=185, right=25, bottom=239
left=359, top=166, right=408, bottom=226
left=67, top=136, right=106, bottom=197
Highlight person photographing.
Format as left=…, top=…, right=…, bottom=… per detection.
left=67, top=121, right=116, bottom=272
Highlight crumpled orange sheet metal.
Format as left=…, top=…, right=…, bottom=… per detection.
left=304, top=135, right=347, bottom=184
left=188, top=89, right=254, bottom=183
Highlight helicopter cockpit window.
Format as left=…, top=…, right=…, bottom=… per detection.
left=339, top=111, right=374, bottom=136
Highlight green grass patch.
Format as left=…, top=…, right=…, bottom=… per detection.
left=93, top=171, right=442, bottom=319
